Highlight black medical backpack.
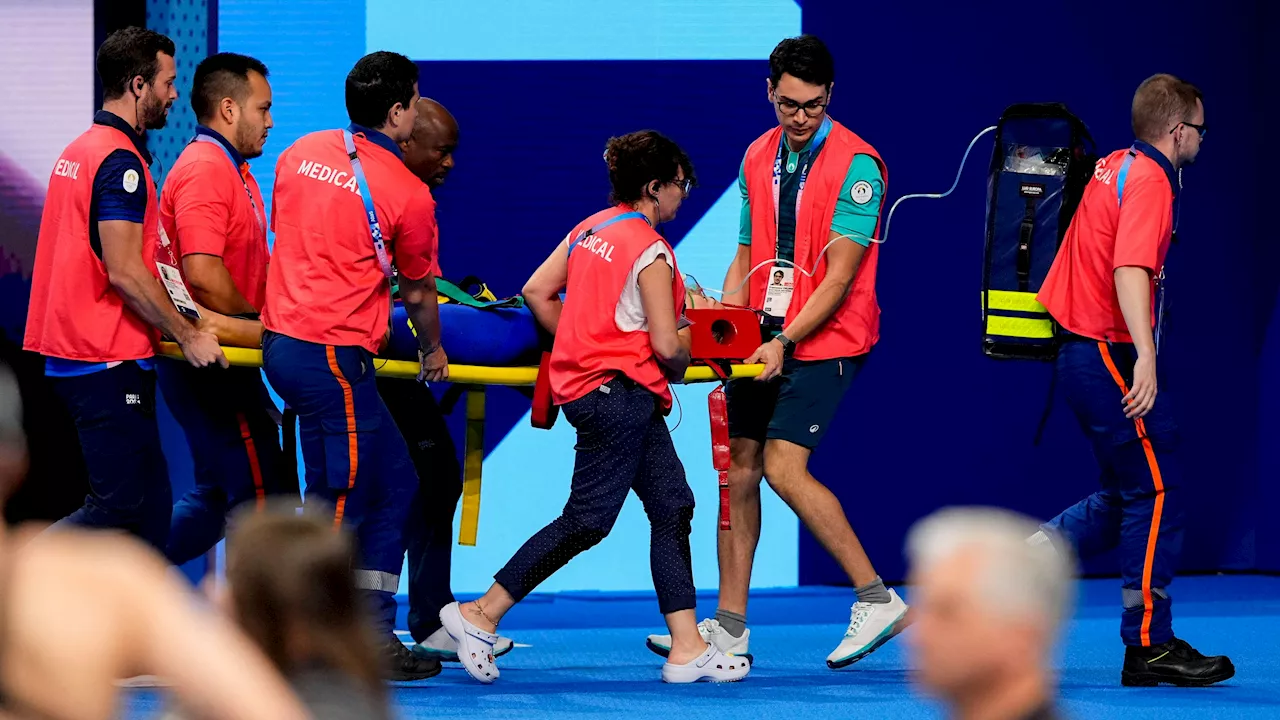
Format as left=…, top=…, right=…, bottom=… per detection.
left=982, top=103, right=1097, bottom=360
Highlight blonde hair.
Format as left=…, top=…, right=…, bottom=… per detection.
left=1132, top=74, right=1202, bottom=143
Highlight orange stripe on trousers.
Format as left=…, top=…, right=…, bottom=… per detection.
left=326, top=346, right=359, bottom=529
left=236, top=412, right=267, bottom=510
left=1098, top=342, right=1166, bottom=647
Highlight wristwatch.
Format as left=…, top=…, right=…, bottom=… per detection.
left=773, top=333, right=795, bottom=356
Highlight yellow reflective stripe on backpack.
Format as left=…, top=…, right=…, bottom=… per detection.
left=984, top=290, right=1047, bottom=314
left=985, top=316, right=1054, bottom=339
left=982, top=290, right=1053, bottom=339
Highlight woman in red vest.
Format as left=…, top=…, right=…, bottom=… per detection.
left=438, top=132, right=749, bottom=685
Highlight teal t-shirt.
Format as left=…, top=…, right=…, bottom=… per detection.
left=738, top=135, right=884, bottom=263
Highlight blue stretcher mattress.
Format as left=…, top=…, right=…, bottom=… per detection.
left=388, top=301, right=542, bottom=367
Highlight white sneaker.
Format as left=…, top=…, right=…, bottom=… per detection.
left=826, top=589, right=909, bottom=669
left=413, top=626, right=515, bottom=663
left=661, top=643, right=751, bottom=684
left=646, top=618, right=752, bottom=662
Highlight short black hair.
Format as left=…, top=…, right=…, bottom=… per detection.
left=769, top=35, right=835, bottom=89
left=97, top=27, right=176, bottom=101
left=603, top=131, right=697, bottom=206
left=191, top=53, right=269, bottom=123
left=345, top=51, right=419, bottom=128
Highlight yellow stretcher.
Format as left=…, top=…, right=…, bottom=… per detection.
left=157, top=342, right=762, bottom=546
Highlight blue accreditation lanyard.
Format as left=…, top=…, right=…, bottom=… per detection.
left=565, top=210, right=649, bottom=259
left=192, top=134, right=264, bottom=235
left=343, top=130, right=395, bottom=279
left=1115, top=145, right=1174, bottom=355
left=771, top=116, right=831, bottom=258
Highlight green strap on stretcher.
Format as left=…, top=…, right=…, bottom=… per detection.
left=392, top=275, right=526, bottom=309
left=436, top=277, right=526, bottom=309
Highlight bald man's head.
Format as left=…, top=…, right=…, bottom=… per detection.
left=399, top=97, right=458, bottom=188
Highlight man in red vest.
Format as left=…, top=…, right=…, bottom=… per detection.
left=260, top=51, right=443, bottom=682
left=24, top=27, right=226, bottom=551
left=156, top=52, right=286, bottom=568
left=1033, top=74, right=1233, bottom=687
left=647, top=34, right=907, bottom=668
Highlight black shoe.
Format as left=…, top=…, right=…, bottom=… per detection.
left=385, top=638, right=442, bottom=681
left=1121, top=638, right=1235, bottom=687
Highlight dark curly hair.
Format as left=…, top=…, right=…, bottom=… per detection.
left=769, top=35, right=834, bottom=89
left=603, top=131, right=696, bottom=206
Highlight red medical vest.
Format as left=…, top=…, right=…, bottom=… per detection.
left=1038, top=148, right=1174, bottom=343
left=160, top=137, right=269, bottom=311
left=24, top=124, right=159, bottom=362
left=263, top=130, right=437, bottom=352
left=742, top=119, right=887, bottom=360
left=550, top=206, right=686, bottom=409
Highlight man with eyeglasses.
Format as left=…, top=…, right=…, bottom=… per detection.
left=645, top=34, right=908, bottom=670
left=1031, top=74, right=1234, bottom=687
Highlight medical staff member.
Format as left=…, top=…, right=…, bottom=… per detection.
left=380, top=98, right=518, bottom=663
left=260, top=51, right=443, bottom=682
left=23, top=27, right=225, bottom=551
left=439, top=131, right=749, bottom=686
left=156, top=52, right=285, bottom=567
left=1032, top=74, right=1234, bottom=687
left=647, top=34, right=906, bottom=668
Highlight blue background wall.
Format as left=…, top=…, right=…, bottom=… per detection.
left=796, top=0, right=1274, bottom=585
left=1254, top=0, right=1280, bottom=574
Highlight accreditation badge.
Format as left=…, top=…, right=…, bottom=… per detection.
left=154, top=224, right=201, bottom=320
left=762, top=265, right=794, bottom=319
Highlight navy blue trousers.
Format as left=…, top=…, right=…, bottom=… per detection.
left=157, top=363, right=286, bottom=565
left=1043, top=340, right=1185, bottom=647
left=378, top=376, right=463, bottom=643
left=495, top=378, right=697, bottom=615
left=262, top=331, right=418, bottom=635
left=51, top=361, right=172, bottom=550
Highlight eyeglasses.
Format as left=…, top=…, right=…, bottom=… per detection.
left=670, top=179, right=692, bottom=196
left=774, top=95, right=828, bottom=118
left=1173, top=121, right=1207, bottom=139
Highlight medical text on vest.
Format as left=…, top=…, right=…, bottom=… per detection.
left=296, top=159, right=361, bottom=195
left=54, top=159, right=81, bottom=180
left=577, top=233, right=614, bottom=262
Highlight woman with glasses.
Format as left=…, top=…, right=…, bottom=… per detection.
left=439, top=130, right=750, bottom=685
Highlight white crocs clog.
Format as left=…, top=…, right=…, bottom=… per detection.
left=661, top=643, right=751, bottom=684
left=440, top=602, right=500, bottom=684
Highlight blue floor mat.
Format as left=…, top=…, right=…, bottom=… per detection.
left=121, top=576, right=1280, bottom=719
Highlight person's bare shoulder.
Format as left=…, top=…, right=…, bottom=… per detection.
left=3, top=527, right=169, bottom=720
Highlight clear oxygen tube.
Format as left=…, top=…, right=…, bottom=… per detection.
left=696, top=125, right=999, bottom=298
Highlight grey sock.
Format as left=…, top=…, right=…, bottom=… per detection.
left=714, top=609, right=747, bottom=638
left=855, top=576, right=892, bottom=604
